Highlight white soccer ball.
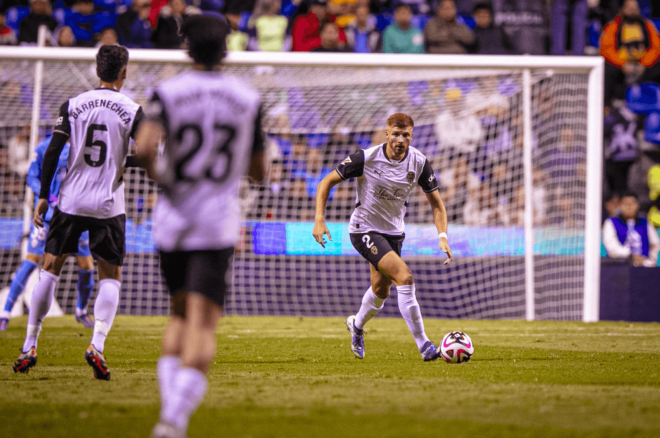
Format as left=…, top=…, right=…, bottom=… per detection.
left=440, top=331, right=474, bottom=364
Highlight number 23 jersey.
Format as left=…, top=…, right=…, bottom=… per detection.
left=54, top=88, right=142, bottom=219
left=146, top=71, right=263, bottom=252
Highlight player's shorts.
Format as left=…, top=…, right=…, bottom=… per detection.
left=158, top=248, right=234, bottom=307
left=45, top=208, right=126, bottom=266
left=28, top=222, right=91, bottom=257
left=350, top=231, right=405, bottom=268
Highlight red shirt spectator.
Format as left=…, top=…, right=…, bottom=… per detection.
left=292, top=0, right=346, bottom=52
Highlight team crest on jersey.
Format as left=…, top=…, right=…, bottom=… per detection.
left=370, top=246, right=378, bottom=255
left=407, top=172, right=415, bottom=184
left=341, top=156, right=352, bottom=165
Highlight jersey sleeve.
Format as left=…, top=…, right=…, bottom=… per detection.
left=130, top=106, right=144, bottom=140
left=418, top=159, right=439, bottom=193
left=335, top=150, right=365, bottom=180
left=53, top=101, right=71, bottom=137
left=252, top=104, right=265, bottom=154
left=26, top=142, right=46, bottom=196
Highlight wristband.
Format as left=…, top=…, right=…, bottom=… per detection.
left=438, top=232, right=448, bottom=240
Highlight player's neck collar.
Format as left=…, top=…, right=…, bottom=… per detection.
left=382, top=143, right=409, bottom=163
left=96, top=86, right=119, bottom=93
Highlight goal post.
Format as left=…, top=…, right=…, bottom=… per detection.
left=0, top=47, right=604, bottom=321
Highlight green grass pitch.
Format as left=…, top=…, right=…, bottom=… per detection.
left=1, top=315, right=660, bottom=438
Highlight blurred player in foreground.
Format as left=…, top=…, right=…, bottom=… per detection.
left=0, top=137, right=95, bottom=331
left=134, top=15, right=267, bottom=438
left=13, top=45, right=143, bottom=380
left=313, top=113, right=453, bottom=361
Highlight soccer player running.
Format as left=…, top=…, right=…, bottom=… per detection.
left=313, top=114, right=453, bottom=361
left=134, top=15, right=266, bottom=438
left=0, top=137, right=95, bottom=331
left=13, top=45, right=143, bottom=380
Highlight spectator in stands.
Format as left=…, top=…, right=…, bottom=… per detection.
left=292, top=0, right=347, bottom=51
left=311, top=19, right=346, bottom=51
left=250, top=0, right=289, bottom=51
left=383, top=4, right=424, bottom=53
left=396, top=0, right=432, bottom=15
left=490, top=0, right=549, bottom=55
left=117, top=0, right=153, bottom=48
left=470, top=2, right=512, bottom=54
left=345, top=4, right=381, bottom=52
left=603, top=192, right=660, bottom=266
left=601, top=0, right=660, bottom=106
left=0, top=8, right=17, bottom=45
left=96, top=27, right=118, bottom=46
left=151, top=0, right=200, bottom=49
left=424, top=0, right=473, bottom=54
left=56, top=25, right=75, bottom=46
left=66, top=0, right=109, bottom=47
left=604, top=104, right=638, bottom=195
left=550, top=0, right=588, bottom=56
left=328, top=0, right=357, bottom=28
left=18, top=0, right=58, bottom=44
left=226, top=12, right=249, bottom=51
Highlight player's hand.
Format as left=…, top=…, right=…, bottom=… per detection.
left=439, top=237, right=453, bottom=265
left=312, top=220, right=332, bottom=248
left=33, top=198, right=49, bottom=228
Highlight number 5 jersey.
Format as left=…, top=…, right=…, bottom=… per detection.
left=54, top=88, right=143, bottom=219
left=145, top=71, right=263, bottom=252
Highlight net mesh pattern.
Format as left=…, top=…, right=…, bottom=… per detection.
left=0, top=59, right=589, bottom=320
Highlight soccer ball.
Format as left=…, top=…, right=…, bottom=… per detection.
left=440, top=331, right=474, bottom=364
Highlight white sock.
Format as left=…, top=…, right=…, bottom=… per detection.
left=23, top=270, right=58, bottom=352
left=162, top=367, right=208, bottom=431
left=354, top=287, right=386, bottom=329
left=157, top=356, right=181, bottom=413
left=396, top=284, right=430, bottom=351
left=91, top=279, right=120, bottom=353
left=75, top=307, right=87, bottom=317
left=0, top=310, right=10, bottom=319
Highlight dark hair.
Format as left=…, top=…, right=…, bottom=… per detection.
left=181, top=15, right=230, bottom=68
left=473, top=2, right=493, bottom=14
left=96, top=45, right=129, bottom=82
left=394, top=4, right=411, bottom=12
left=387, top=113, right=414, bottom=128
left=621, top=191, right=639, bottom=201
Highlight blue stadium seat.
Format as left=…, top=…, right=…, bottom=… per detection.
left=5, top=6, right=30, bottom=35
left=352, top=132, right=372, bottom=149
left=306, top=133, right=330, bottom=148
left=410, top=15, right=429, bottom=31
left=645, top=111, right=660, bottom=144
left=457, top=14, right=476, bottom=30
left=238, top=12, right=252, bottom=32
left=375, top=14, right=393, bottom=32
left=408, top=80, right=429, bottom=106
left=626, top=83, right=660, bottom=115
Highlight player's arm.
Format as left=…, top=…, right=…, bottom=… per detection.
left=34, top=102, right=70, bottom=228
left=419, top=159, right=452, bottom=265
left=135, top=94, right=165, bottom=182
left=313, top=150, right=365, bottom=248
left=247, top=105, right=267, bottom=183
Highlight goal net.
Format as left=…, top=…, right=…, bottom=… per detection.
left=0, top=50, right=602, bottom=321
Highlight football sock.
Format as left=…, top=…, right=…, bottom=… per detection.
left=76, top=269, right=94, bottom=314
left=23, top=270, right=59, bottom=352
left=5, top=260, right=38, bottom=313
left=161, top=367, right=208, bottom=431
left=396, top=284, right=430, bottom=351
left=157, top=355, right=181, bottom=411
left=91, top=279, right=120, bottom=353
left=355, top=287, right=386, bottom=329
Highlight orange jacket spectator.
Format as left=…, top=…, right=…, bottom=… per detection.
left=601, top=14, right=660, bottom=68
left=292, top=8, right=347, bottom=52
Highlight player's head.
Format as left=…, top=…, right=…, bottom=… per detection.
left=385, top=113, right=414, bottom=157
left=621, top=0, right=640, bottom=19
left=181, top=14, right=231, bottom=70
left=394, top=4, right=412, bottom=27
left=620, top=192, right=639, bottom=219
left=96, top=44, right=129, bottom=87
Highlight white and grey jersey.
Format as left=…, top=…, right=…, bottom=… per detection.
left=336, top=143, right=438, bottom=235
left=146, top=71, right=264, bottom=252
left=54, top=88, right=143, bottom=219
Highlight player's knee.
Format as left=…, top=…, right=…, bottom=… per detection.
left=397, top=271, right=414, bottom=286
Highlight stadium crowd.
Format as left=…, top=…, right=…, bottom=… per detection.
left=0, top=0, right=659, bottom=265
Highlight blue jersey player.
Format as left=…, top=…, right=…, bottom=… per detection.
left=0, top=137, right=95, bottom=331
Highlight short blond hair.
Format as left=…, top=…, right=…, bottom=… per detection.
left=387, top=113, right=414, bottom=129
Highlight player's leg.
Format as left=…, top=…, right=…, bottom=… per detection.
left=84, top=214, right=125, bottom=380
left=74, top=232, right=95, bottom=328
left=154, top=249, right=229, bottom=437
left=158, top=291, right=185, bottom=415
left=377, top=252, right=439, bottom=361
left=2, top=222, right=49, bottom=330
left=0, top=253, right=41, bottom=331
